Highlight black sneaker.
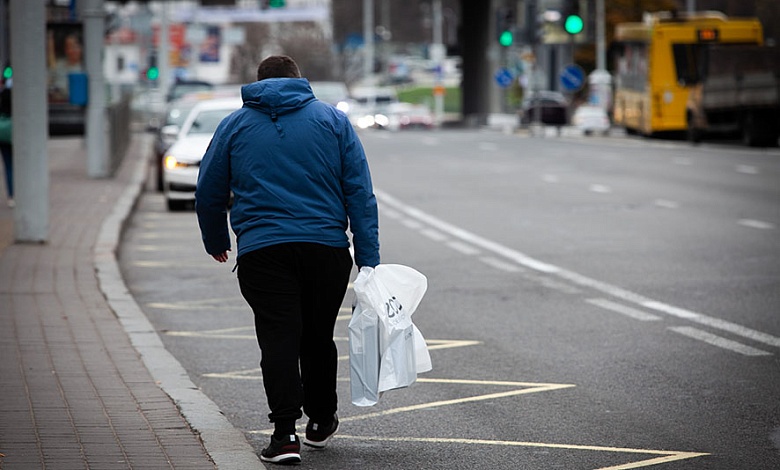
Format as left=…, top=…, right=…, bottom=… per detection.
left=260, top=434, right=301, bottom=465
left=303, top=414, right=339, bottom=449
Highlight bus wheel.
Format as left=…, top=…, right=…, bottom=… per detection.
left=742, top=112, right=759, bottom=146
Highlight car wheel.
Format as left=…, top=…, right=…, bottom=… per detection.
left=156, top=163, right=164, bottom=192
left=167, top=199, right=188, bottom=212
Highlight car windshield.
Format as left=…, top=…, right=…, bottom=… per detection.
left=310, top=82, right=349, bottom=104
left=185, top=109, right=234, bottom=135
left=166, top=103, right=197, bottom=127
left=169, top=83, right=213, bottom=102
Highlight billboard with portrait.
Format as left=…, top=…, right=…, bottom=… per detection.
left=47, top=22, right=85, bottom=104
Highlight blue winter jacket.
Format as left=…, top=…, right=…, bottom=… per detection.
left=195, top=78, right=380, bottom=268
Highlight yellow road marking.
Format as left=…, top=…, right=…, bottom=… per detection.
left=314, top=435, right=709, bottom=469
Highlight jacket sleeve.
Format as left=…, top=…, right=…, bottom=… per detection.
left=195, top=121, right=232, bottom=256
left=340, top=118, right=380, bottom=268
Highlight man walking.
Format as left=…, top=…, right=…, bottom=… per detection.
left=195, top=55, right=380, bottom=465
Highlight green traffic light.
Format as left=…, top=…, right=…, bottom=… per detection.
left=146, top=67, right=159, bottom=81
left=564, top=15, right=584, bottom=35
left=499, top=30, right=513, bottom=47
left=2, top=66, right=11, bottom=79
left=269, top=0, right=285, bottom=7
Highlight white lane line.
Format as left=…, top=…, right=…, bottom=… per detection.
left=382, top=208, right=401, bottom=219
left=447, top=241, right=481, bottom=256
left=542, top=174, right=559, bottom=183
left=736, top=165, right=758, bottom=175
left=654, top=199, right=679, bottom=209
left=420, top=228, right=448, bottom=242
left=669, top=327, right=772, bottom=357
left=402, top=219, right=423, bottom=230
left=480, top=256, right=523, bottom=272
left=644, top=301, right=780, bottom=348
left=738, top=219, right=775, bottom=230
left=587, top=298, right=661, bottom=322
left=376, top=189, right=780, bottom=350
left=589, top=184, right=612, bottom=193
left=479, top=142, right=499, bottom=151
left=673, top=157, right=693, bottom=165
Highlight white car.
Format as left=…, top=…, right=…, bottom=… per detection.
left=162, top=97, right=242, bottom=211
left=571, top=105, right=611, bottom=136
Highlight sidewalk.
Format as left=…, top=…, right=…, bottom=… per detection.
left=0, top=134, right=263, bottom=469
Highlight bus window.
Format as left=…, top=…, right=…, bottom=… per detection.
left=672, top=44, right=705, bottom=85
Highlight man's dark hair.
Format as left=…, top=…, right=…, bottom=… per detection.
left=256, top=55, right=301, bottom=81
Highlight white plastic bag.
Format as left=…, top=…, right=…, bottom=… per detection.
left=348, top=264, right=432, bottom=406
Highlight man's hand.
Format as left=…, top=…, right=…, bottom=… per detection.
left=211, top=250, right=230, bottom=263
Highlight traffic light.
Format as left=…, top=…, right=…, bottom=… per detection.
left=146, top=67, right=159, bottom=81
left=269, top=0, right=285, bottom=7
left=499, top=30, right=514, bottom=47
left=146, top=53, right=158, bottom=81
left=562, top=0, right=583, bottom=35
left=496, top=7, right=515, bottom=47
left=2, top=66, right=11, bottom=80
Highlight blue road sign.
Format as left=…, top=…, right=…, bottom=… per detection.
left=560, top=64, right=585, bottom=92
left=494, top=68, right=514, bottom=88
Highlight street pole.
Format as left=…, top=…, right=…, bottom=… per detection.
left=82, top=0, right=108, bottom=178
left=159, top=2, right=171, bottom=98
left=9, top=0, right=48, bottom=242
left=587, top=0, right=611, bottom=111
left=363, top=0, right=374, bottom=84
left=432, top=0, right=444, bottom=126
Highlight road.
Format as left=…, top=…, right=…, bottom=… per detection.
left=119, top=129, right=780, bottom=469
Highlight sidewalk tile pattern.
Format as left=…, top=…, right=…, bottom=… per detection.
left=0, top=137, right=216, bottom=469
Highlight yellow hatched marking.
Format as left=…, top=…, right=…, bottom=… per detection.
left=321, top=435, right=709, bottom=470
left=242, top=376, right=706, bottom=468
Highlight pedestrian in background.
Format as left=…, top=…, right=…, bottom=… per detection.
left=0, top=75, right=13, bottom=207
left=195, top=55, right=380, bottom=465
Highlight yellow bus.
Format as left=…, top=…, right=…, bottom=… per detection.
left=612, top=12, right=764, bottom=136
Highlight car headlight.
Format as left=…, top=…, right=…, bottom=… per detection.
left=164, top=155, right=199, bottom=169
left=374, top=113, right=389, bottom=127
left=357, top=115, right=375, bottom=129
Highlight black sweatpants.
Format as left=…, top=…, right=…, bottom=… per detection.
left=237, top=242, right=353, bottom=435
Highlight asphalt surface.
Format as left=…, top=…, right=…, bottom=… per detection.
left=119, top=128, right=780, bottom=469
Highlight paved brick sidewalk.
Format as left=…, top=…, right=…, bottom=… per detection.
left=0, top=135, right=262, bottom=469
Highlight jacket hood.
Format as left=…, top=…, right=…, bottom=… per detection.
left=241, top=78, right=316, bottom=118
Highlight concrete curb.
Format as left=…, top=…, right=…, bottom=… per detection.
left=94, top=140, right=265, bottom=470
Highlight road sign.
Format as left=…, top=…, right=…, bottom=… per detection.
left=560, top=64, right=585, bottom=92
left=494, top=68, right=514, bottom=88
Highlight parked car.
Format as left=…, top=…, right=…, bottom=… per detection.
left=165, top=79, right=214, bottom=103
left=386, top=102, right=434, bottom=131
left=309, top=81, right=353, bottom=114
left=571, top=105, right=611, bottom=136
left=162, top=97, right=242, bottom=211
left=152, top=87, right=240, bottom=191
left=519, top=91, right=568, bottom=127
left=349, top=86, right=400, bottom=129
left=130, top=87, right=167, bottom=131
